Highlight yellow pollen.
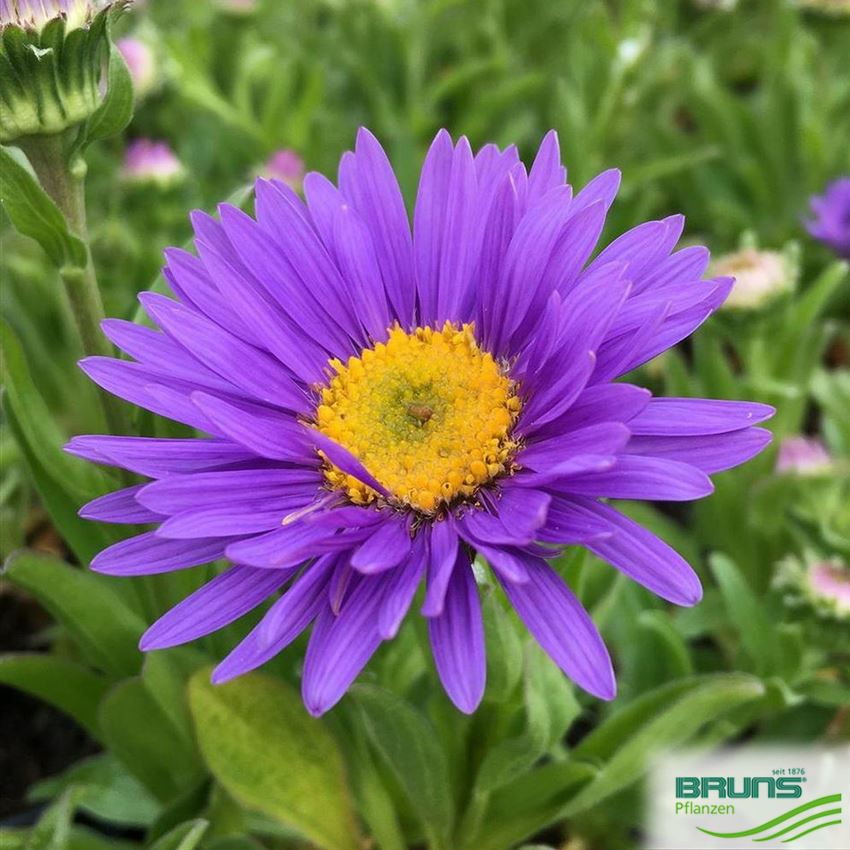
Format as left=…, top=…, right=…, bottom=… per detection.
left=315, top=322, right=522, bottom=514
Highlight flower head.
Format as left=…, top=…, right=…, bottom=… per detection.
left=1, top=0, right=100, bottom=32
left=116, top=36, right=155, bottom=97
left=776, top=435, right=833, bottom=476
left=70, top=129, right=774, bottom=716
left=713, top=248, right=794, bottom=311
left=0, top=0, right=119, bottom=142
left=775, top=556, right=850, bottom=631
left=261, top=149, right=305, bottom=191
left=805, top=177, right=850, bottom=259
left=121, top=139, right=184, bottom=186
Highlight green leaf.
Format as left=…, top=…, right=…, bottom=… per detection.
left=482, top=591, right=523, bottom=703
left=353, top=684, right=454, bottom=850
left=524, top=642, right=580, bottom=753
left=3, top=400, right=115, bottom=566
left=207, top=839, right=265, bottom=850
left=83, top=41, right=134, bottom=144
left=0, top=146, right=86, bottom=268
left=0, top=653, right=107, bottom=739
left=188, top=668, right=359, bottom=850
left=4, top=551, right=145, bottom=678
left=1, top=317, right=109, bottom=504
left=25, top=786, right=87, bottom=850
left=710, top=553, right=779, bottom=675
left=147, top=820, right=209, bottom=850
left=471, top=761, right=596, bottom=850
left=27, top=754, right=161, bottom=828
left=142, top=648, right=209, bottom=750
left=563, top=674, right=765, bottom=815
left=100, top=678, right=203, bottom=802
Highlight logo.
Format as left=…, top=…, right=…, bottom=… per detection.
left=676, top=776, right=805, bottom=799
left=646, top=747, right=850, bottom=849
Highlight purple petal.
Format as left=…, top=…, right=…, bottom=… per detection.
left=421, top=518, right=460, bottom=617
left=137, top=467, right=320, bottom=514
left=499, top=556, right=616, bottom=699
left=301, top=573, right=387, bottom=715
left=256, top=555, right=339, bottom=649
left=350, top=517, right=412, bottom=574
left=307, top=429, right=391, bottom=498
left=65, top=436, right=257, bottom=478
left=79, top=485, right=163, bottom=524
left=191, top=393, right=310, bottom=461
left=141, top=565, right=291, bottom=650
left=339, top=129, right=415, bottom=325
left=557, top=455, right=714, bottom=502
left=91, top=532, right=227, bottom=576
left=560, top=497, right=702, bottom=605
left=429, top=562, right=486, bottom=713
left=139, top=292, right=305, bottom=411
left=212, top=557, right=336, bottom=683
left=628, top=398, right=776, bottom=436
left=378, top=536, right=427, bottom=638
left=625, top=427, right=773, bottom=474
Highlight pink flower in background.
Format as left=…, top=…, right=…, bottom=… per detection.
left=776, top=436, right=832, bottom=475
left=263, top=149, right=305, bottom=191
left=117, top=37, right=156, bottom=98
left=122, top=139, right=184, bottom=186
left=808, top=562, right=850, bottom=615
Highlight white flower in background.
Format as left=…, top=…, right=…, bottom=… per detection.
left=713, top=248, right=795, bottom=311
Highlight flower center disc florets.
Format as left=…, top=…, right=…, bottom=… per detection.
left=316, top=322, right=522, bottom=514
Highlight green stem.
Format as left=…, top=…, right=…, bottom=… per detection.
left=19, top=132, right=127, bottom=437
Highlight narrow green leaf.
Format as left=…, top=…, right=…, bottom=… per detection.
left=482, top=591, right=523, bottom=703
left=83, top=41, right=133, bottom=144
left=99, top=678, right=203, bottom=802
left=207, top=839, right=265, bottom=850
left=710, top=553, right=778, bottom=675
left=147, top=820, right=209, bottom=850
left=3, top=401, right=116, bottom=566
left=27, top=754, right=161, bottom=828
left=0, top=653, right=107, bottom=739
left=142, top=648, right=209, bottom=750
left=4, top=551, right=145, bottom=677
left=563, top=674, right=765, bottom=815
left=188, top=669, right=359, bottom=850
left=1, top=318, right=109, bottom=504
left=0, top=146, right=86, bottom=267
left=353, top=684, right=454, bottom=850
left=25, top=786, right=87, bottom=850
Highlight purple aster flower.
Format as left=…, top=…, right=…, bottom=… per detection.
left=805, top=177, right=850, bottom=259
left=122, top=139, right=184, bottom=186
left=70, top=129, right=774, bottom=716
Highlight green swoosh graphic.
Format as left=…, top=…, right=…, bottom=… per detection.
left=754, top=808, right=842, bottom=842
left=697, top=794, right=842, bottom=838
left=783, top=819, right=842, bottom=843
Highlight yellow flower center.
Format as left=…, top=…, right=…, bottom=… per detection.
left=315, top=323, right=522, bottom=514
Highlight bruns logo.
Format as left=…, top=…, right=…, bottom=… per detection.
left=676, top=776, right=805, bottom=799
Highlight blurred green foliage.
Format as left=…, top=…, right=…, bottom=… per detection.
left=1, top=0, right=849, bottom=849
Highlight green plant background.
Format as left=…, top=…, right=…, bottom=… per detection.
left=1, top=0, right=849, bottom=849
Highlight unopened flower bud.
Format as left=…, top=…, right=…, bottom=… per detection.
left=0, top=0, right=120, bottom=143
